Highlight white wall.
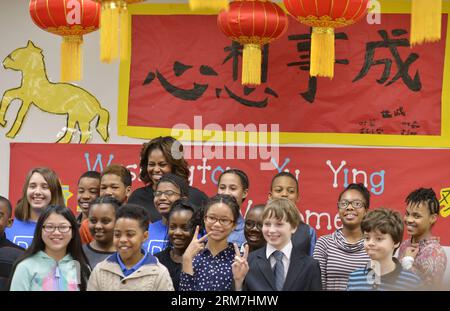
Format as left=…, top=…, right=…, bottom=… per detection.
left=0, top=0, right=169, bottom=197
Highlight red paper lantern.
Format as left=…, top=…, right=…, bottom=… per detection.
left=218, top=0, right=288, bottom=85
left=29, top=0, right=100, bottom=81
left=283, top=0, right=369, bottom=78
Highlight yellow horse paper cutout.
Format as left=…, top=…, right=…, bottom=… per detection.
left=0, top=41, right=110, bottom=143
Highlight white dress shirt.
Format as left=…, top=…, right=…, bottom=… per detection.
left=266, top=241, right=292, bottom=280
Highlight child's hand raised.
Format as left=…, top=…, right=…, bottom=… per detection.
left=183, top=226, right=209, bottom=261
left=405, top=243, right=420, bottom=258
left=232, top=243, right=249, bottom=290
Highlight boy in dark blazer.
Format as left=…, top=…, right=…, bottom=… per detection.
left=233, top=198, right=322, bottom=291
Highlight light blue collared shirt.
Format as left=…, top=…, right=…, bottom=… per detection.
left=227, top=214, right=246, bottom=247
left=117, top=249, right=148, bottom=277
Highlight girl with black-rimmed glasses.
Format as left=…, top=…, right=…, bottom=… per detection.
left=313, top=183, right=371, bottom=290
left=9, top=205, right=90, bottom=291
left=179, top=194, right=240, bottom=291
left=141, top=173, right=189, bottom=255
left=217, top=169, right=249, bottom=248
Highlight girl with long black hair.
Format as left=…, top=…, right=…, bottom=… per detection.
left=9, top=205, right=90, bottom=291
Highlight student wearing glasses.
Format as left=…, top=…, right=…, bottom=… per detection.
left=128, top=136, right=208, bottom=223
left=10, top=205, right=90, bottom=291
left=217, top=169, right=249, bottom=247
left=179, top=194, right=240, bottom=291
left=313, top=183, right=371, bottom=290
left=141, top=173, right=189, bottom=255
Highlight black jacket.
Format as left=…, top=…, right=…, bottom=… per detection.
left=243, top=245, right=322, bottom=291
left=128, top=185, right=209, bottom=223
left=0, top=233, right=25, bottom=291
left=292, top=222, right=312, bottom=255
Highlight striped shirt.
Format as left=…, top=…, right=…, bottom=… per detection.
left=347, top=258, right=422, bottom=291
left=313, top=229, right=370, bottom=290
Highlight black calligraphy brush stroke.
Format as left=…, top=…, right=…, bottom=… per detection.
left=288, top=34, right=310, bottom=41
left=336, top=59, right=349, bottom=65
left=335, top=32, right=349, bottom=40
left=215, top=88, right=222, bottom=98
left=244, top=86, right=255, bottom=95
left=199, top=65, right=218, bottom=76
left=392, top=29, right=408, bottom=36
left=173, top=61, right=193, bottom=77
left=224, top=86, right=268, bottom=108
left=300, top=76, right=317, bottom=104
left=156, top=71, right=208, bottom=101
left=261, top=44, right=269, bottom=83
left=287, top=60, right=310, bottom=67
left=352, top=29, right=421, bottom=92
left=264, top=87, right=278, bottom=98
left=143, top=72, right=156, bottom=85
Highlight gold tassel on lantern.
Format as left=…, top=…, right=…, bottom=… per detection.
left=189, top=0, right=229, bottom=12
left=100, top=0, right=119, bottom=63
left=310, top=27, right=335, bottom=79
left=242, top=43, right=261, bottom=85
left=61, top=35, right=83, bottom=82
left=411, top=0, right=442, bottom=46
left=119, top=2, right=129, bottom=61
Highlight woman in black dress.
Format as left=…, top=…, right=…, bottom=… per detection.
left=128, top=136, right=208, bottom=222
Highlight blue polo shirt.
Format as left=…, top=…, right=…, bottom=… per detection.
left=117, top=249, right=149, bottom=277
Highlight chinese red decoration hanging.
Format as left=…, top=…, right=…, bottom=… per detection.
left=410, top=0, right=442, bottom=46
left=92, top=0, right=143, bottom=63
left=29, top=0, right=100, bottom=82
left=283, top=0, right=369, bottom=78
left=217, top=0, right=288, bottom=85
left=190, top=0, right=229, bottom=12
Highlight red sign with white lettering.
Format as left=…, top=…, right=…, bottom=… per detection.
left=9, top=143, right=450, bottom=245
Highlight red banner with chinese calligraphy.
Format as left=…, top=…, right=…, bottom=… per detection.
left=9, top=142, right=450, bottom=245
left=118, top=3, right=450, bottom=147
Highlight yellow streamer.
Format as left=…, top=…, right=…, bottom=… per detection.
left=310, top=27, right=335, bottom=79
left=61, top=35, right=83, bottom=82
left=120, top=3, right=129, bottom=61
left=189, top=0, right=229, bottom=12
left=242, top=44, right=262, bottom=85
left=100, top=1, right=119, bottom=63
left=411, top=0, right=442, bottom=46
